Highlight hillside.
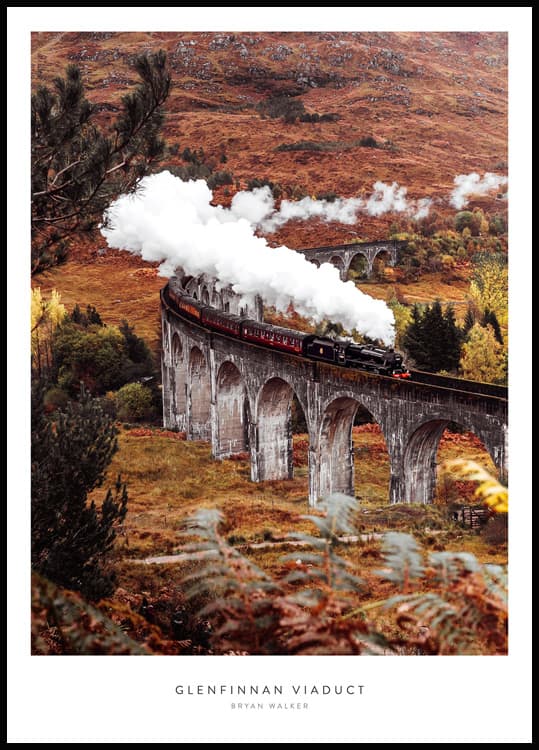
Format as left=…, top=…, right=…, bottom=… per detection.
left=32, top=31, right=507, bottom=251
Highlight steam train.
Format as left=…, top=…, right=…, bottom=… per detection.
left=166, top=285, right=410, bottom=378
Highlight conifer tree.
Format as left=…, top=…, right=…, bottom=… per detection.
left=481, top=308, right=504, bottom=345
left=442, top=304, right=463, bottom=370
left=402, top=301, right=462, bottom=372
left=31, top=384, right=127, bottom=599
left=31, top=51, right=171, bottom=272
left=462, top=305, right=476, bottom=337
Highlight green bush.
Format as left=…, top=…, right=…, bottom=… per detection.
left=43, top=386, right=70, bottom=413
left=206, top=170, right=234, bottom=189
left=114, top=382, right=154, bottom=422
left=359, top=135, right=379, bottom=148
left=454, top=211, right=481, bottom=236
left=52, top=314, right=155, bottom=397
left=488, top=214, right=507, bottom=236
left=257, top=95, right=306, bottom=123
left=246, top=178, right=282, bottom=199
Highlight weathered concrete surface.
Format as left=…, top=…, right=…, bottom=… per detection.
left=162, top=284, right=507, bottom=507
left=215, top=361, right=248, bottom=457
left=181, top=272, right=263, bottom=319
left=299, top=240, right=405, bottom=280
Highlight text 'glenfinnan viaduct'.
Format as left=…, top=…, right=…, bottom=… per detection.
left=161, top=274, right=507, bottom=507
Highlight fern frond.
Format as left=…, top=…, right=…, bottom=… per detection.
left=376, top=532, right=424, bottom=589
left=443, top=458, right=508, bottom=512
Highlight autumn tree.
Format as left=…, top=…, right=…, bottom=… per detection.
left=469, top=253, right=508, bottom=328
left=31, top=51, right=171, bottom=273
left=460, top=323, right=506, bottom=384
left=31, top=384, right=128, bottom=599
left=31, top=288, right=66, bottom=377
left=387, top=293, right=412, bottom=349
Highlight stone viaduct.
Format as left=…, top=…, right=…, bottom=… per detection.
left=299, top=240, right=407, bottom=280
left=161, top=275, right=507, bottom=507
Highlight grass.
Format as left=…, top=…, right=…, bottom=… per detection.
left=100, top=424, right=505, bottom=570
left=33, top=255, right=165, bottom=355
left=96, top=429, right=316, bottom=559
left=84, top=423, right=507, bottom=656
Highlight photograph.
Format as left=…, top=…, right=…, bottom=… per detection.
left=30, top=26, right=509, bottom=658
left=8, top=8, right=532, bottom=744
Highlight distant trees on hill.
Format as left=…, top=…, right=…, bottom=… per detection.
left=256, top=93, right=339, bottom=124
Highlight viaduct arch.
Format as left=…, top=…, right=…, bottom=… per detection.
left=162, top=280, right=507, bottom=507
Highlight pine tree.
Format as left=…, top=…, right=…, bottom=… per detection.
left=402, top=301, right=462, bottom=372
left=481, top=308, right=504, bottom=345
left=85, top=305, right=104, bottom=327
left=31, top=288, right=67, bottom=377
left=442, top=304, right=462, bottom=371
left=401, top=304, right=428, bottom=366
left=462, top=305, right=476, bottom=337
left=31, top=51, right=171, bottom=273
left=31, top=383, right=128, bottom=599
left=118, top=319, right=153, bottom=366
left=70, top=303, right=84, bottom=326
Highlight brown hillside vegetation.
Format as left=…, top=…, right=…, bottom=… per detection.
left=32, top=32, right=506, bottom=345
left=32, top=31, right=507, bottom=250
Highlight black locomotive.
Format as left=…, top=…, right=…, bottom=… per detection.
left=165, top=284, right=410, bottom=378
left=303, top=336, right=409, bottom=377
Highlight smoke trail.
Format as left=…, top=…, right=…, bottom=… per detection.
left=101, top=171, right=395, bottom=344
left=412, top=197, right=432, bottom=220
left=365, top=181, right=408, bottom=216
left=229, top=181, right=431, bottom=231
left=450, top=172, right=508, bottom=209
left=256, top=193, right=364, bottom=232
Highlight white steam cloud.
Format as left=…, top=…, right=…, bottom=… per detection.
left=101, top=171, right=395, bottom=345
left=365, top=181, right=408, bottom=216
left=229, top=180, right=432, bottom=231
left=450, top=172, right=508, bottom=209
left=255, top=193, right=364, bottom=232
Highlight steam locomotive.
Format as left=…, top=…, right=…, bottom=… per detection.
left=166, top=285, right=410, bottom=378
